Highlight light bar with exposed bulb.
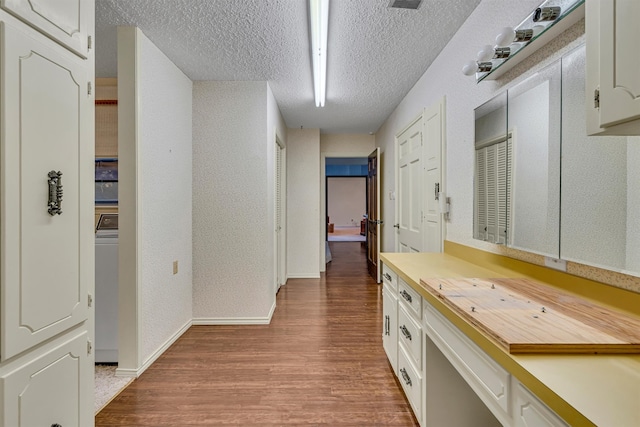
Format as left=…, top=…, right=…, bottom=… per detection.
left=460, top=0, right=585, bottom=81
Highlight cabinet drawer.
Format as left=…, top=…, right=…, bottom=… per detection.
left=424, top=303, right=510, bottom=422
left=398, top=278, right=421, bottom=320
left=398, top=303, right=422, bottom=367
left=0, top=332, right=92, bottom=427
left=397, top=345, right=423, bottom=423
left=382, top=263, right=398, bottom=292
left=514, top=381, right=568, bottom=427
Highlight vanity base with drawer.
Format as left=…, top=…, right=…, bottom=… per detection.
left=378, top=246, right=636, bottom=427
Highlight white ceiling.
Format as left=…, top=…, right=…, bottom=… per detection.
left=95, top=0, right=481, bottom=134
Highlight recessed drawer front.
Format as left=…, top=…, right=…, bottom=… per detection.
left=398, top=278, right=421, bottom=319
left=514, top=381, right=568, bottom=427
left=424, top=303, right=511, bottom=422
left=398, top=303, right=422, bottom=367
left=382, top=263, right=398, bottom=292
left=397, top=345, right=423, bottom=422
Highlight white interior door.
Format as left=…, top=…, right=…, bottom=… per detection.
left=396, top=99, right=445, bottom=254
left=396, top=118, right=423, bottom=253
left=423, top=100, right=444, bottom=252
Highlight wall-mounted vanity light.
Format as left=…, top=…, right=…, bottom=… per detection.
left=461, top=0, right=584, bottom=82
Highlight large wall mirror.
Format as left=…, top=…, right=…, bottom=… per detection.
left=474, top=60, right=561, bottom=258
left=474, top=43, right=640, bottom=276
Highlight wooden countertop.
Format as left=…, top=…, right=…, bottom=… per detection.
left=381, top=247, right=640, bottom=427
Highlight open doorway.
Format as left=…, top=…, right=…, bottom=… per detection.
left=325, top=157, right=368, bottom=263
left=327, top=176, right=366, bottom=242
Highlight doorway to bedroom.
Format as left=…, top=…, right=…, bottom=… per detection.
left=325, top=158, right=367, bottom=243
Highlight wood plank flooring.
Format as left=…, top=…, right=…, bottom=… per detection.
left=96, top=242, right=419, bottom=426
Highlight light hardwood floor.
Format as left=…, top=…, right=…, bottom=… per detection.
left=96, top=242, right=418, bottom=426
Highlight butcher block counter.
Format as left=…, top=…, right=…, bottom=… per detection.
left=381, top=242, right=640, bottom=427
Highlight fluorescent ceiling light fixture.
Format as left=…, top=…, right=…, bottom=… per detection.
left=309, top=0, right=329, bottom=107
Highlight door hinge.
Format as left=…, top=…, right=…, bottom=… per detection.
left=88, top=35, right=93, bottom=51
left=594, top=88, right=600, bottom=109
left=88, top=293, right=93, bottom=308
left=88, top=81, right=92, bottom=96
left=87, top=339, right=93, bottom=355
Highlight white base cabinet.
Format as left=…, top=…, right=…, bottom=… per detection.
left=381, top=262, right=569, bottom=427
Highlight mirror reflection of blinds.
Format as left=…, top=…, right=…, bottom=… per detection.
left=475, top=133, right=511, bottom=244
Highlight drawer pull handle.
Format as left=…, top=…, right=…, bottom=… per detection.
left=400, top=325, right=412, bottom=341
left=400, top=290, right=413, bottom=303
left=384, top=272, right=392, bottom=281
left=400, top=368, right=412, bottom=386
left=384, top=315, right=390, bottom=336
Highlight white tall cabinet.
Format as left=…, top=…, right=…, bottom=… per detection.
left=586, top=0, right=640, bottom=135
left=0, top=1, right=95, bottom=426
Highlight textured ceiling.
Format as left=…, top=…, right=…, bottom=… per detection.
left=95, top=0, right=481, bottom=134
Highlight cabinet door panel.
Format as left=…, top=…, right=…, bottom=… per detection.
left=1, top=332, right=92, bottom=427
left=0, top=0, right=91, bottom=57
left=382, top=283, right=398, bottom=370
left=1, top=21, right=92, bottom=360
left=600, top=0, right=640, bottom=127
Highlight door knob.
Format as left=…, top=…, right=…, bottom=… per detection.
left=393, top=224, right=400, bottom=229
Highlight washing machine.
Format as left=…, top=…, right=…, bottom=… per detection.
left=95, top=213, right=118, bottom=363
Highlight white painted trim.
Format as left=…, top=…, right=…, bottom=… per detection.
left=114, top=368, right=138, bottom=378
left=193, top=301, right=277, bottom=325
left=287, top=273, right=321, bottom=279
left=116, top=319, right=192, bottom=378
left=193, top=317, right=271, bottom=325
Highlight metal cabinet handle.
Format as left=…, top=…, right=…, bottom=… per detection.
left=384, top=315, right=389, bottom=336
left=52, top=424, right=62, bottom=427
left=400, top=368, right=412, bottom=386
left=384, top=272, right=392, bottom=282
left=400, top=290, right=413, bottom=303
left=400, top=325, right=412, bottom=341
left=47, top=170, right=63, bottom=216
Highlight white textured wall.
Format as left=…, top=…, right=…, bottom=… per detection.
left=321, top=133, right=376, bottom=153
left=328, top=177, right=366, bottom=227
left=138, top=31, right=193, bottom=363
left=376, top=0, right=586, bottom=254
left=193, top=81, right=276, bottom=321
left=287, top=128, right=320, bottom=278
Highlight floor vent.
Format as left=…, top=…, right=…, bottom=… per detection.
left=388, top=0, right=422, bottom=10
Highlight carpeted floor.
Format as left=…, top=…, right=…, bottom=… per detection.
left=328, top=226, right=365, bottom=242
left=95, top=365, right=134, bottom=414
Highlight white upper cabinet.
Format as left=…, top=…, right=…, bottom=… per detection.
left=0, top=19, right=93, bottom=360
left=587, top=0, right=640, bottom=135
left=0, top=0, right=91, bottom=57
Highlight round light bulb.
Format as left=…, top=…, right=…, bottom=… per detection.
left=532, top=24, right=546, bottom=37
left=495, top=26, right=515, bottom=47
left=476, top=44, right=495, bottom=62
left=462, top=60, right=478, bottom=76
